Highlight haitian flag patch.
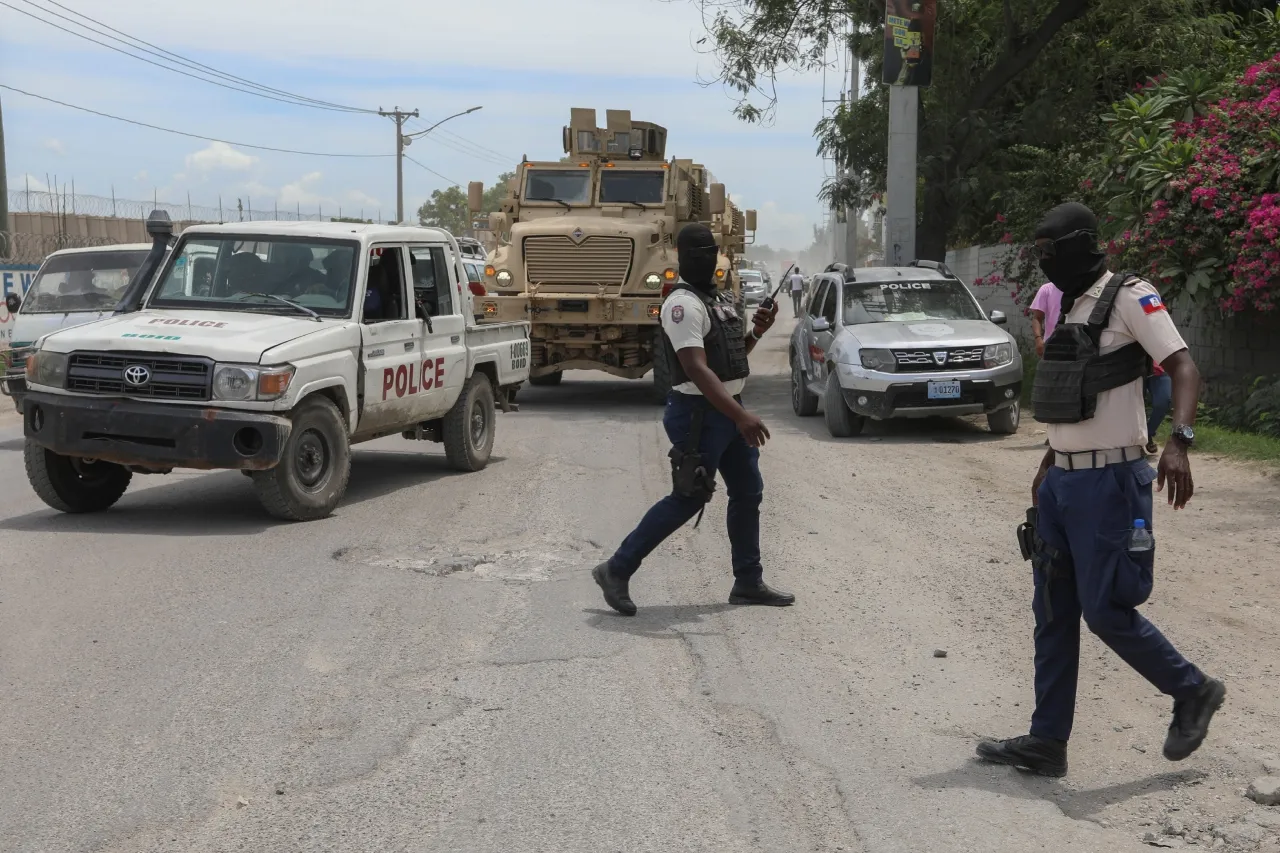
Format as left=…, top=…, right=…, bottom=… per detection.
left=1139, top=293, right=1166, bottom=314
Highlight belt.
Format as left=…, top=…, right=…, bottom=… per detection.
left=1052, top=445, right=1145, bottom=470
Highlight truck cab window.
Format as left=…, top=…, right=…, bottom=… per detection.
left=363, top=247, right=407, bottom=323
left=410, top=246, right=455, bottom=317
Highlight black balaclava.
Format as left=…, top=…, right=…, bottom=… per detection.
left=1034, top=202, right=1108, bottom=311
left=676, top=223, right=719, bottom=293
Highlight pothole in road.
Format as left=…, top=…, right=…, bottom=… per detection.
left=334, top=541, right=599, bottom=583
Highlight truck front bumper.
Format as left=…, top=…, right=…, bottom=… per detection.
left=1, top=372, right=27, bottom=413
left=23, top=392, right=291, bottom=471
left=478, top=293, right=666, bottom=325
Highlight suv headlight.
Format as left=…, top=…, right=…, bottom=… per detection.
left=26, top=350, right=69, bottom=388
left=983, top=342, right=1014, bottom=368
left=212, top=363, right=295, bottom=401
left=859, top=349, right=896, bottom=372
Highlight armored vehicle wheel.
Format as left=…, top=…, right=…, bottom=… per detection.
left=25, top=440, right=132, bottom=513
left=529, top=371, right=563, bottom=387
left=824, top=371, right=865, bottom=438
left=444, top=372, right=495, bottom=472
left=791, top=355, right=819, bottom=417
left=988, top=401, right=1021, bottom=435
left=252, top=395, right=351, bottom=521
left=651, top=330, right=674, bottom=403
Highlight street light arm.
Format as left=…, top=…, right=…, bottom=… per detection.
left=405, top=106, right=483, bottom=140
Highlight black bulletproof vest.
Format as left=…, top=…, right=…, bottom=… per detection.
left=1032, top=272, right=1152, bottom=424
left=664, top=283, right=750, bottom=386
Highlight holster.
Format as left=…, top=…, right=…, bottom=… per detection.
left=1017, top=506, right=1073, bottom=622
left=669, top=403, right=716, bottom=525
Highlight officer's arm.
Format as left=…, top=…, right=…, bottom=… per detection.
left=676, top=347, right=750, bottom=423
left=1159, top=348, right=1199, bottom=509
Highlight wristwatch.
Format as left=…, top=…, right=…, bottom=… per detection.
left=1171, top=424, right=1195, bottom=446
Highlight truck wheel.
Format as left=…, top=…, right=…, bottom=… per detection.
left=529, top=371, right=563, bottom=387
left=824, top=371, right=865, bottom=438
left=987, top=401, right=1021, bottom=435
left=651, top=330, right=673, bottom=404
left=444, top=372, right=495, bottom=471
left=252, top=396, right=350, bottom=521
left=791, top=354, right=819, bottom=417
left=24, top=441, right=132, bottom=513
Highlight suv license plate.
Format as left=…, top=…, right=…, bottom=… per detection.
left=927, top=380, right=962, bottom=400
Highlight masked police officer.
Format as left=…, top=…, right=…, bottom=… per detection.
left=591, top=223, right=795, bottom=616
left=977, top=202, right=1224, bottom=776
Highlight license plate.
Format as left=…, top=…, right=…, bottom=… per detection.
left=927, top=380, right=962, bottom=400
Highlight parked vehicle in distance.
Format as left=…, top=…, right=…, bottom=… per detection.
left=790, top=261, right=1023, bottom=437
left=738, top=269, right=767, bottom=306
left=2, top=243, right=156, bottom=413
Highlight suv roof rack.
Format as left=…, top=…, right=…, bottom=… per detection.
left=824, top=262, right=856, bottom=282
left=907, top=259, right=958, bottom=279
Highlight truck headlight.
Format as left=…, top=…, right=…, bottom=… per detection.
left=643, top=273, right=662, bottom=289
left=859, top=349, right=896, bottom=372
left=983, top=342, right=1014, bottom=368
left=5, top=346, right=34, bottom=373
left=26, top=351, right=69, bottom=388
left=495, top=269, right=512, bottom=286
left=213, top=364, right=294, bottom=401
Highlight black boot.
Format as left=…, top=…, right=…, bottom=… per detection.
left=592, top=562, right=636, bottom=616
left=729, top=580, right=795, bottom=606
left=975, top=735, right=1068, bottom=777
left=1163, top=678, right=1226, bottom=761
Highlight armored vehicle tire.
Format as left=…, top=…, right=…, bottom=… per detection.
left=252, top=395, right=351, bottom=522
left=791, top=355, right=819, bottom=417
left=824, top=372, right=865, bottom=438
left=25, top=441, right=133, bottom=513
left=444, top=372, right=495, bottom=472
left=988, top=401, right=1021, bottom=435
left=529, top=371, right=563, bottom=387
left=651, top=333, right=674, bottom=403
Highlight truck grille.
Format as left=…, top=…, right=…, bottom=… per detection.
left=66, top=352, right=213, bottom=401
left=893, top=347, right=985, bottom=372
left=523, top=235, right=634, bottom=291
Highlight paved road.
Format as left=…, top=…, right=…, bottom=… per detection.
left=3, top=312, right=1278, bottom=852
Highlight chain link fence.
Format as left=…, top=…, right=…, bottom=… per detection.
left=7, top=189, right=378, bottom=225
left=0, top=231, right=121, bottom=265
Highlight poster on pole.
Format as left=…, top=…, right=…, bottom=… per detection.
left=883, top=0, right=937, bottom=87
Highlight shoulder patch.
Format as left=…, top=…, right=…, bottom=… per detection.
left=1139, top=293, right=1166, bottom=315
left=671, top=305, right=685, bottom=323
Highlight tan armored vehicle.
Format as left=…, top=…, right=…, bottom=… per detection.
left=468, top=108, right=756, bottom=398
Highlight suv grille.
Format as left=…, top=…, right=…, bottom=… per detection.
left=66, top=352, right=212, bottom=401
left=523, top=235, right=634, bottom=291
left=893, top=347, right=985, bottom=372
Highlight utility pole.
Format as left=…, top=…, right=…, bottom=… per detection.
left=882, top=0, right=936, bottom=266
left=834, top=92, right=847, bottom=267
left=845, top=43, right=861, bottom=268
left=0, top=93, right=9, bottom=257
left=379, top=106, right=419, bottom=225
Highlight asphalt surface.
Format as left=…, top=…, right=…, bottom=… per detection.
left=3, top=305, right=1279, bottom=852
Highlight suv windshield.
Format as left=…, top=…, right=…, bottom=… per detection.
left=598, top=170, right=665, bottom=204
left=22, top=249, right=150, bottom=314
left=524, top=169, right=591, bottom=205
left=150, top=236, right=359, bottom=316
left=843, top=279, right=984, bottom=324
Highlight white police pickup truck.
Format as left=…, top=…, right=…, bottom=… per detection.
left=20, top=221, right=530, bottom=520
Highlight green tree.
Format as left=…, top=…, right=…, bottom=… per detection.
left=416, top=186, right=470, bottom=233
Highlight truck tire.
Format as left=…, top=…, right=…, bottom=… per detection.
left=824, top=371, right=865, bottom=438
left=252, top=395, right=350, bottom=521
left=529, top=371, right=563, bottom=387
left=24, top=441, right=132, bottom=513
left=791, top=353, right=819, bottom=417
left=987, top=401, right=1021, bottom=435
left=651, top=329, right=673, bottom=403
left=443, top=372, right=495, bottom=471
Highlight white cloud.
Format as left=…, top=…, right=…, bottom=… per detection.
left=344, top=189, right=381, bottom=210
left=133, top=170, right=149, bottom=182
left=18, top=174, right=49, bottom=192
left=279, top=172, right=326, bottom=207
left=185, top=142, right=258, bottom=173
left=43, top=138, right=65, bottom=155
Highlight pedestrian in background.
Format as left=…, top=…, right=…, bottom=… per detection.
left=1030, top=281, right=1063, bottom=358
left=789, top=267, right=806, bottom=315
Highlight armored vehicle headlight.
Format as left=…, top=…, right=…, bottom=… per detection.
left=983, top=342, right=1014, bottom=368
left=495, top=269, right=512, bottom=286
left=27, top=350, right=69, bottom=388
left=644, top=273, right=662, bottom=289
left=859, top=349, right=896, bottom=372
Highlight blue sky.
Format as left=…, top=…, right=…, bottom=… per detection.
left=0, top=0, right=839, bottom=249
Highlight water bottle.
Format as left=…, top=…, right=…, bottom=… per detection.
left=1129, top=519, right=1154, bottom=553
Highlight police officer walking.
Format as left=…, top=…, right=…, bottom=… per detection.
left=977, top=202, right=1224, bottom=776
left=591, top=223, right=795, bottom=616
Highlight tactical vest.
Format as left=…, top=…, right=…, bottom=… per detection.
left=663, top=283, right=750, bottom=387
left=1031, top=272, right=1152, bottom=424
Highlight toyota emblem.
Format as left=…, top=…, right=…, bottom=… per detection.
left=122, top=364, right=152, bottom=387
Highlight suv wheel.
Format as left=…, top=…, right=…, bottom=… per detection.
left=988, top=401, right=1021, bottom=435
left=25, top=442, right=132, bottom=513
left=824, top=371, right=865, bottom=438
left=252, top=396, right=351, bottom=521
left=791, top=355, right=819, bottom=416
left=443, top=372, right=496, bottom=471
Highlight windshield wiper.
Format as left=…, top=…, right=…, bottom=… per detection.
left=528, top=197, right=572, bottom=210
left=234, top=292, right=322, bottom=321
left=607, top=199, right=646, bottom=209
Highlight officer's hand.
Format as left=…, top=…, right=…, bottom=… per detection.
left=752, top=302, right=779, bottom=336
left=1158, top=442, right=1194, bottom=509
left=735, top=411, right=771, bottom=448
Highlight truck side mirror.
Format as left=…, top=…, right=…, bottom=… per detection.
left=709, top=183, right=726, bottom=215
left=468, top=181, right=484, bottom=214
left=745, top=209, right=757, bottom=232
left=5, top=293, right=21, bottom=314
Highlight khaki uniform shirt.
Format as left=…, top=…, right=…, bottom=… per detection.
left=1046, top=271, right=1186, bottom=453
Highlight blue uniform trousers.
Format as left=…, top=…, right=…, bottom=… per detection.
left=610, top=392, right=764, bottom=583
left=1031, top=459, right=1205, bottom=742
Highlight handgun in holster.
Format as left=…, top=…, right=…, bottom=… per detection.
left=1016, top=506, right=1073, bottom=622
left=669, top=403, right=717, bottom=526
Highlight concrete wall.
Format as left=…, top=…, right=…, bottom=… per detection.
left=945, top=244, right=1031, bottom=342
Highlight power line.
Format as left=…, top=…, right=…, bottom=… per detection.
left=405, top=119, right=511, bottom=167
left=1, top=84, right=392, bottom=158
left=405, top=155, right=461, bottom=188
left=2, top=0, right=375, bottom=114
left=433, top=126, right=515, bottom=163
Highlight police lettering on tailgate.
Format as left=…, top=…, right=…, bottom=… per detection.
left=382, top=358, right=447, bottom=400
